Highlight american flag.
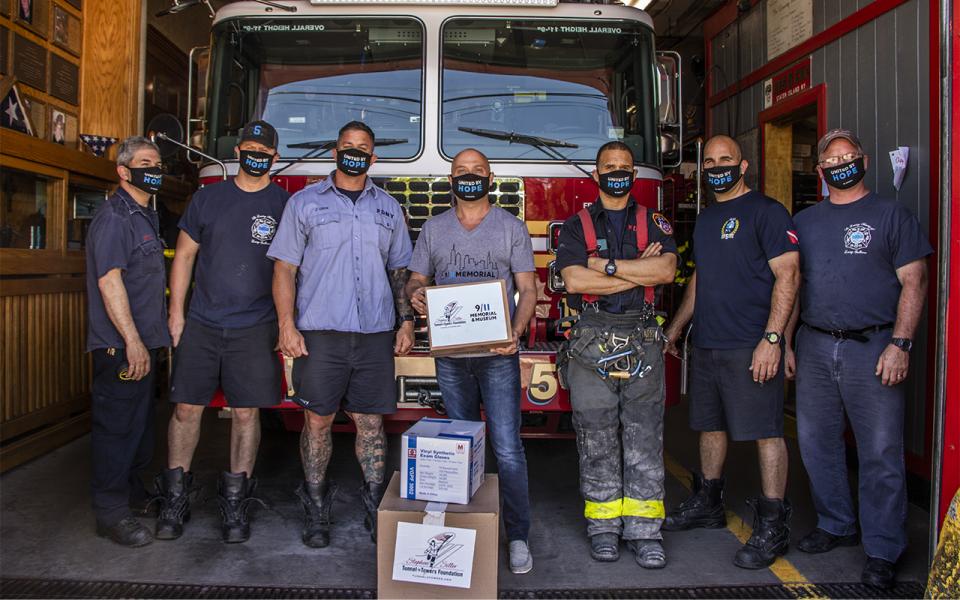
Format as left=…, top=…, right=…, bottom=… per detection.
left=80, top=134, right=118, bottom=157
left=0, top=83, right=33, bottom=136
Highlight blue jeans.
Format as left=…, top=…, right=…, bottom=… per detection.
left=435, top=354, right=531, bottom=542
left=796, top=325, right=908, bottom=562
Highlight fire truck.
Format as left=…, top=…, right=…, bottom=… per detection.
left=177, top=0, right=683, bottom=435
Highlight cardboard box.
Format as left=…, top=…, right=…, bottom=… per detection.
left=378, top=472, right=499, bottom=599
left=425, top=280, right=512, bottom=356
left=402, top=418, right=485, bottom=504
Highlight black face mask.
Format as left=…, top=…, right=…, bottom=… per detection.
left=451, top=173, right=490, bottom=202
left=238, top=150, right=273, bottom=177
left=822, top=157, right=866, bottom=190
left=127, top=167, right=163, bottom=195
left=336, top=148, right=372, bottom=177
left=598, top=170, right=633, bottom=197
left=704, top=165, right=743, bottom=194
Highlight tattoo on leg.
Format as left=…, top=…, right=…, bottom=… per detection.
left=389, top=268, right=413, bottom=320
left=301, top=417, right=333, bottom=485
left=352, top=414, right=386, bottom=484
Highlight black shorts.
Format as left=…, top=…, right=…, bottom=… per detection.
left=688, top=346, right=784, bottom=441
left=170, top=319, right=282, bottom=408
left=292, top=330, right=396, bottom=417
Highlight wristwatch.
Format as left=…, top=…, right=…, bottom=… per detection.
left=604, top=258, right=617, bottom=276
left=763, top=331, right=782, bottom=345
left=399, top=314, right=415, bottom=325
left=891, top=337, right=913, bottom=352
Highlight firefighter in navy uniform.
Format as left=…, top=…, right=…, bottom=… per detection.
left=556, top=142, right=678, bottom=569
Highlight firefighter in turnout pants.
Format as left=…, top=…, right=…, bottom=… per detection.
left=556, top=142, right=678, bottom=568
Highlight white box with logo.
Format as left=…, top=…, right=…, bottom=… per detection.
left=424, top=280, right=512, bottom=356
left=401, top=418, right=485, bottom=505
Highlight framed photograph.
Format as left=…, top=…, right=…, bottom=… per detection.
left=50, top=107, right=65, bottom=144
left=52, top=5, right=81, bottom=55
left=15, top=0, right=47, bottom=38
left=17, top=0, right=32, bottom=24
left=20, top=93, right=46, bottom=139
left=72, top=189, right=108, bottom=219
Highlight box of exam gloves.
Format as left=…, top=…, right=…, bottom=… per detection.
left=401, top=418, right=485, bottom=505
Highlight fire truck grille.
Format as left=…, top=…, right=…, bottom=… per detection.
left=378, top=177, right=524, bottom=242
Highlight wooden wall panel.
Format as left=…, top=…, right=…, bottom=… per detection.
left=79, top=0, right=142, bottom=142
left=0, top=291, right=90, bottom=440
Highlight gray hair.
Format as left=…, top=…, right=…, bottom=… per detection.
left=116, top=136, right=160, bottom=166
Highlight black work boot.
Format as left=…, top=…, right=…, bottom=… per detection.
left=734, top=497, right=792, bottom=569
left=359, top=480, right=387, bottom=543
left=663, top=472, right=726, bottom=531
left=96, top=517, right=154, bottom=547
left=590, top=533, right=620, bottom=562
left=216, top=471, right=265, bottom=544
left=153, top=467, right=194, bottom=540
left=295, top=480, right=336, bottom=548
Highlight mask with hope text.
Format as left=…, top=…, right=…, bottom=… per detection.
left=238, top=150, right=273, bottom=177
left=598, top=170, right=634, bottom=197
left=336, top=148, right=372, bottom=177
left=704, top=165, right=743, bottom=194
left=451, top=173, right=490, bottom=202
left=127, top=167, right=163, bottom=195
left=822, top=157, right=866, bottom=190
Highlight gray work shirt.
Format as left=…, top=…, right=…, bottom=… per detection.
left=267, top=173, right=412, bottom=333
left=85, top=188, right=171, bottom=351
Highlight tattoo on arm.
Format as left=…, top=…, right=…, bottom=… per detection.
left=389, top=268, right=413, bottom=319
left=300, top=420, right=333, bottom=485
left=351, top=413, right=386, bottom=484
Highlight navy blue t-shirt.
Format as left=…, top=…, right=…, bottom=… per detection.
left=179, top=180, right=289, bottom=328
left=793, top=192, right=932, bottom=331
left=692, top=191, right=799, bottom=349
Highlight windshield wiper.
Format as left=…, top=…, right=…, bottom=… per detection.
left=272, top=138, right=408, bottom=177
left=457, top=127, right=593, bottom=177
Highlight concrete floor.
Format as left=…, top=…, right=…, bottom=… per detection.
left=0, top=402, right=931, bottom=591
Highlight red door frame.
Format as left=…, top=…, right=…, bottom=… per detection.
left=757, top=84, right=827, bottom=204
left=938, top=0, right=960, bottom=528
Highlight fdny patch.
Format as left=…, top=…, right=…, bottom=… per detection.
left=721, top=217, right=740, bottom=240
left=787, top=230, right=799, bottom=245
left=652, top=212, right=673, bottom=235
left=251, top=215, right=278, bottom=245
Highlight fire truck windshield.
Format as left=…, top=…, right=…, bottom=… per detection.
left=205, top=17, right=424, bottom=160
left=442, top=18, right=658, bottom=167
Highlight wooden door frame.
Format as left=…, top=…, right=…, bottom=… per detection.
left=758, top=84, right=827, bottom=200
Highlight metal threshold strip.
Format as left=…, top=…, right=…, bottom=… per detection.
left=0, top=578, right=925, bottom=599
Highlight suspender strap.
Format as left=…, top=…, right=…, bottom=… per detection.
left=633, top=205, right=656, bottom=305
left=574, top=205, right=655, bottom=306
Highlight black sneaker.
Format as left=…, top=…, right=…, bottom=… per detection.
left=797, top=528, right=859, bottom=554
left=663, top=472, right=726, bottom=531
left=96, top=517, right=153, bottom=547
left=861, top=557, right=896, bottom=590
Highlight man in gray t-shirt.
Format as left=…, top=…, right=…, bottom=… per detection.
left=406, top=149, right=536, bottom=575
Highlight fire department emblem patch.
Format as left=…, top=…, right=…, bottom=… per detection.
left=721, top=217, right=740, bottom=240
left=843, top=223, right=874, bottom=254
left=251, top=215, right=278, bottom=245
left=652, top=212, right=673, bottom=235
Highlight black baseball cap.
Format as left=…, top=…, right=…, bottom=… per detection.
left=239, top=120, right=279, bottom=149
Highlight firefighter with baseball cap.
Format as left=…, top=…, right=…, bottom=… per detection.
left=555, top=141, right=678, bottom=568
left=155, top=120, right=289, bottom=544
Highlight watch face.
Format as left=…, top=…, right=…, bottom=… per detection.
left=766, top=332, right=781, bottom=344
left=605, top=261, right=616, bottom=276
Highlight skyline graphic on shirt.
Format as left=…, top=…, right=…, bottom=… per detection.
left=438, top=244, right=500, bottom=280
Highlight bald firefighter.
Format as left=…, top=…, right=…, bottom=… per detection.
left=556, top=141, right=678, bottom=568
